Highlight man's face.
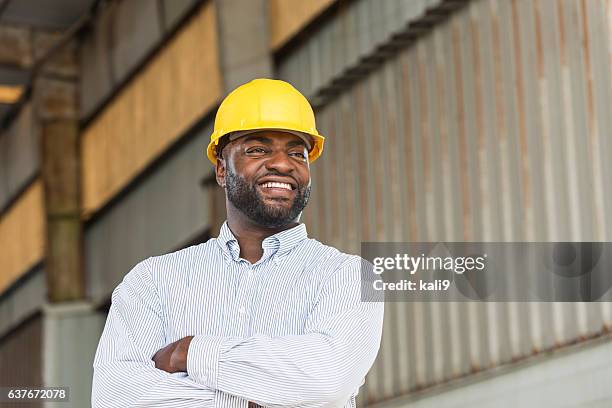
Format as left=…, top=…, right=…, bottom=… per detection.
left=217, top=131, right=312, bottom=228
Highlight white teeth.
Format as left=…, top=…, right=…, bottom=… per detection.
left=262, top=182, right=292, bottom=190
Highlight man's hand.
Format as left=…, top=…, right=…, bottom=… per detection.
left=152, top=336, right=194, bottom=373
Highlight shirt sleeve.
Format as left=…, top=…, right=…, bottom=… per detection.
left=186, top=256, right=385, bottom=407
left=92, top=259, right=243, bottom=408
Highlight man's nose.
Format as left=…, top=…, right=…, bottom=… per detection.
left=264, top=150, right=294, bottom=173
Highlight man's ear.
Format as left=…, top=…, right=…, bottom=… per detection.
left=215, top=156, right=227, bottom=188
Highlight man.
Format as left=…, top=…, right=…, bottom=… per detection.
left=92, top=78, right=384, bottom=407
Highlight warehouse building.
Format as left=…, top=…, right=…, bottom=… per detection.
left=0, top=0, right=611, bottom=406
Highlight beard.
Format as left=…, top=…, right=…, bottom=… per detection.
left=225, top=166, right=311, bottom=228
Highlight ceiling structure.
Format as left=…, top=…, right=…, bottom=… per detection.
left=0, top=0, right=97, bottom=123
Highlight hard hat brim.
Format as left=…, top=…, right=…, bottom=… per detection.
left=207, top=127, right=324, bottom=165
left=228, top=129, right=313, bottom=150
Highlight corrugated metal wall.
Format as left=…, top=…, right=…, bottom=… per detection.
left=0, top=265, right=45, bottom=339
left=277, top=0, right=452, bottom=105
left=279, top=0, right=612, bottom=404
left=0, top=315, right=42, bottom=408
left=0, top=103, right=38, bottom=213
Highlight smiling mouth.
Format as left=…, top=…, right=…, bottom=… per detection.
left=259, top=181, right=294, bottom=191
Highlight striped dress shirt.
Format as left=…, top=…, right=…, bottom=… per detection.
left=92, top=221, right=384, bottom=408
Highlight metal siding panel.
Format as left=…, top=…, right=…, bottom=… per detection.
left=356, top=80, right=373, bottom=242
left=393, top=54, right=417, bottom=395
left=111, top=0, right=163, bottom=82
left=519, top=0, right=546, bottom=242
left=162, top=0, right=198, bottom=31
left=324, top=103, right=338, bottom=243
left=406, top=47, right=426, bottom=242
left=319, top=22, right=334, bottom=97
left=356, top=0, right=373, bottom=60
left=316, top=110, right=334, bottom=242
left=308, top=34, right=323, bottom=96
left=374, top=65, right=397, bottom=400
left=567, top=0, right=597, bottom=241
left=343, top=2, right=360, bottom=70
left=0, top=315, right=43, bottom=396
left=368, top=70, right=386, bottom=242
left=0, top=134, right=8, bottom=208
left=79, top=4, right=114, bottom=120
left=532, top=0, right=557, bottom=242
left=391, top=0, right=408, bottom=26
left=330, top=103, right=341, bottom=244
left=332, top=98, right=348, bottom=251
left=368, top=0, right=384, bottom=50
left=558, top=0, right=586, bottom=241
left=399, top=53, right=418, bottom=241
left=500, top=0, right=525, bottom=242
left=462, top=4, right=480, bottom=242
left=3, top=104, right=38, bottom=206
left=107, top=186, right=131, bottom=282
left=460, top=6, right=492, bottom=372
left=589, top=0, right=612, bottom=242
left=0, top=266, right=44, bottom=339
left=2, top=0, right=94, bottom=29
left=578, top=0, right=606, bottom=242
left=400, top=0, right=420, bottom=23
left=394, top=54, right=411, bottom=242
left=331, top=7, right=344, bottom=81
left=474, top=3, right=500, bottom=243
left=382, top=61, right=403, bottom=242
left=542, top=0, right=572, bottom=241
left=9, top=269, right=45, bottom=331
left=339, top=100, right=351, bottom=247
left=299, top=43, right=312, bottom=102
left=363, top=75, right=378, bottom=243
left=85, top=208, right=111, bottom=301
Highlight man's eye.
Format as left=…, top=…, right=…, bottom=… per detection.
left=247, top=147, right=267, bottom=154
left=290, top=151, right=307, bottom=159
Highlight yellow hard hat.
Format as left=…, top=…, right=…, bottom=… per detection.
left=206, top=78, right=325, bottom=165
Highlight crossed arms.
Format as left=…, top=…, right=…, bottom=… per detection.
left=91, top=258, right=384, bottom=407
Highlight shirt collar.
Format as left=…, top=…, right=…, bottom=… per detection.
left=216, top=221, right=308, bottom=263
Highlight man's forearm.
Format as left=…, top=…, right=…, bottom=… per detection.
left=181, top=306, right=383, bottom=407
left=154, top=336, right=267, bottom=408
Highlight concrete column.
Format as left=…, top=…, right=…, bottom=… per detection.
left=42, top=302, right=105, bottom=408
left=33, top=37, right=84, bottom=302
left=33, top=35, right=100, bottom=408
